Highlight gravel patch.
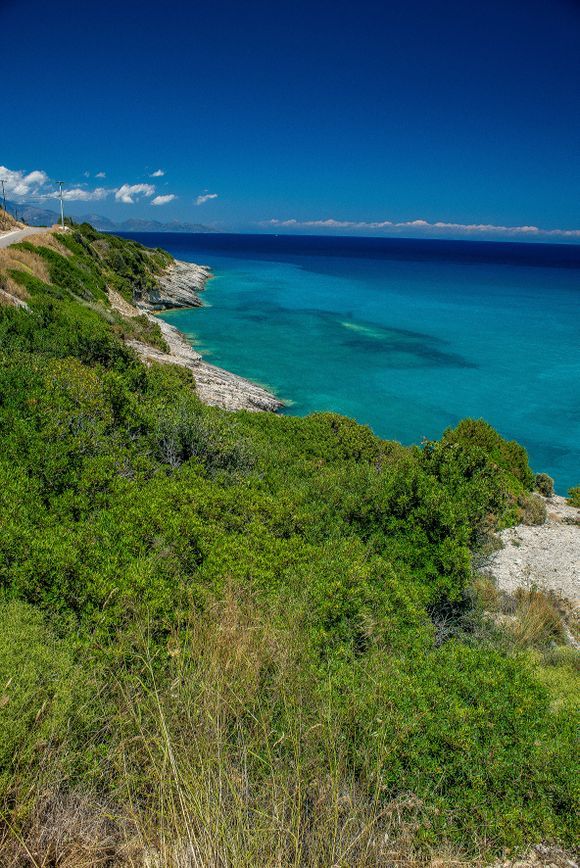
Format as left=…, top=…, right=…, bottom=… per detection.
left=489, top=496, right=579, bottom=604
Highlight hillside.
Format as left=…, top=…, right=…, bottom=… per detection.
left=0, top=208, right=24, bottom=232
left=0, top=224, right=577, bottom=866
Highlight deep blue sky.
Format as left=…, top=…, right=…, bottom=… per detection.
left=3, top=0, right=580, bottom=239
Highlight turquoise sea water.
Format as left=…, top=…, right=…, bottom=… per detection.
left=125, top=234, right=580, bottom=493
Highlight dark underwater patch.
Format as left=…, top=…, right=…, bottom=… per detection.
left=341, top=337, right=476, bottom=368
left=338, top=317, right=476, bottom=369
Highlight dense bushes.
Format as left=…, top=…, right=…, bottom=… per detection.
left=57, top=222, right=171, bottom=302
left=0, top=224, right=577, bottom=863
left=535, top=472, right=555, bottom=497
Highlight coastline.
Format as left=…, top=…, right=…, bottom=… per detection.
left=112, top=259, right=283, bottom=413
left=135, top=259, right=211, bottom=311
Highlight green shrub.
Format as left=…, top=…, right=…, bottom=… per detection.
left=154, top=398, right=254, bottom=476
left=568, top=486, right=580, bottom=508
left=0, top=601, right=76, bottom=798
left=420, top=418, right=534, bottom=540
left=535, top=472, right=555, bottom=497
left=112, top=311, right=169, bottom=351
left=16, top=241, right=108, bottom=303
left=343, top=641, right=577, bottom=849
left=437, top=418, right=535, bottom=489
left=519, top=492, right=547, bottom=525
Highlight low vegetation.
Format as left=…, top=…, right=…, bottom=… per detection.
left=0, top=224, right=577, bottom=865
left=535, top=472, right=555, bottom=498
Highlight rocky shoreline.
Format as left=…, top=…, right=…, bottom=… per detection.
left=137, top=259, right=212, bottom=311
left=113, top=259, right=283, bottom=413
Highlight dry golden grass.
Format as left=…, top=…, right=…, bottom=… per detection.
left=100, top=596, right=473, bottom=867
left=0, top=229, right=76, bottom=306
left=24, top=230, right=71, bottom=256
left=0, top=246, right=50, bottom=284
left=511, top=589, right=565, bottom=647
left=518, top=493, right=547, bottom=526
left=0, top=279, right=29, bottom=305
left=472, top=575, right=502, bottom=612
left=3, top=589, right=572, bottom=866
left=0, top=237, right=64, bottom=306
left=0, top=209, right=24, bottom=231
left=0, top=790, right=127, bottom=867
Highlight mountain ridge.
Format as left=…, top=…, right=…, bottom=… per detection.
left=5, top=201, right=217, bottom=233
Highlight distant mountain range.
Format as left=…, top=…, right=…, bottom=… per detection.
left=5, top=201, right=216, bottom=234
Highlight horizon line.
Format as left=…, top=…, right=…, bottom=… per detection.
left=110, top=227, right=580, bottom=248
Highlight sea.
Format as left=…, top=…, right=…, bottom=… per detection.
left=122, top=233, right=580, bottom=494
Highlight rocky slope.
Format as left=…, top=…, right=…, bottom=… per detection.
left=489, top=495, right=579, bottom=604
left=137, top=259, right=212, bottom=310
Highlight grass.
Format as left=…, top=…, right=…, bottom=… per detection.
left=0, top=210, right=23, bottom=232
left=0, top=231, right=169, bottom=352
left=518, top=492, right=547, bottom=526
left=23, top=230, right=72, bottom=256
left=0, top=600, right=468, bottom=866
left=511, top=588, right=566, bottom=647
left=0, top=246, right=50, bottom=286
left=471, top=578, right=573, bottom=650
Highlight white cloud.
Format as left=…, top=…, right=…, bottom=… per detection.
left=61, top=187, right=110, bottom=202
left=195, top=192, right=218, bottom=205
left=0, top=163, right=177, bottom=209
left=115, top=183, right=156, bottom=204
left=83, top=171, right=91, bottom=178
left=150, top=169, right=165, bottom=177
left=265, top=217, right=580, bottom=239
left=0, top=165, right=49, bottom=198
left=1, top=164, right=111, bottom=203
left=151, top=193, right=177, bottom=206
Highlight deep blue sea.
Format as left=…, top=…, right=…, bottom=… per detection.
left=122, top=233, right=580, bottom=494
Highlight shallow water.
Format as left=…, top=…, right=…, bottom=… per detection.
left=123, top=233, right=580, bottom=493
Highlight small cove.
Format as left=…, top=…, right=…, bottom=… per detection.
left=122, top=232, right=580, bottom=494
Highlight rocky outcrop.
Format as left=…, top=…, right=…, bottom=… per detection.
left=0, top=287, right=28, bottom=308
left=137, top=260, right=212, bottom=310
left=191, top=359, right=283, bottom=412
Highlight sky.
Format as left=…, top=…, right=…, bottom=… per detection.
left=2, top=0, right=580, bottom=240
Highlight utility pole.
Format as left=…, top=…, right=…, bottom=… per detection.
left=56, top=180, right=65, bottom=228
left=0, top=179, right=6, bottom=227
